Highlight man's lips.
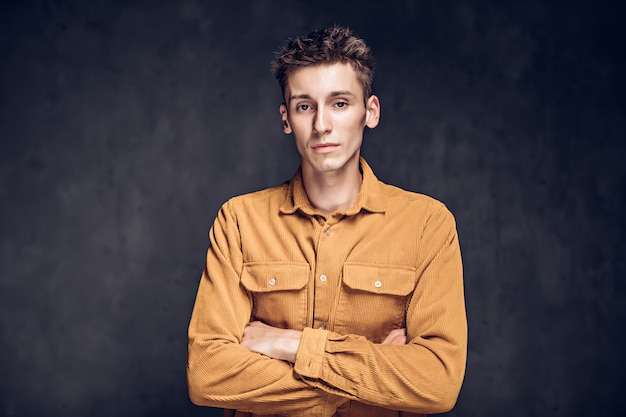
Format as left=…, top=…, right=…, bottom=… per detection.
left=312, top=143, right=339, bottom=153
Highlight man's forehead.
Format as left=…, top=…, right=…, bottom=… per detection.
left=284, top=63, right=363, bottom=101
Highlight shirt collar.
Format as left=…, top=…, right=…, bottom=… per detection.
left=280, top=157, right=386, bottom=216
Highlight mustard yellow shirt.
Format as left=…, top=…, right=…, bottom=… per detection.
left=187, top=158, right=467, bottom=417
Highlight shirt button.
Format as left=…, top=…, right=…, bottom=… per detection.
left=319, top=325, right=326, bottom=330
left=319, top=274, right=327, bottom=282
left=374, top=280, right=382, bottom=288
left=269, top=278, right=276, bottom=286
left=325, top=228, right=331, bottom=236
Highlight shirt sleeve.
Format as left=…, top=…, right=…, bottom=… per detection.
left=187, top=201, right=347, bottom=416
left=293, top=205, right=467, bottom=415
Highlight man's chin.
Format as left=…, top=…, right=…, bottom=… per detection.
left=306, top=158, right=360, bottom=176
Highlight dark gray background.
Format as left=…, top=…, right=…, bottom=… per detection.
left=1, top=1, right=624, bottom=416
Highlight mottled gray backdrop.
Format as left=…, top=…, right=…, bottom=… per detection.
left=1, top=1, right=624, bottom=416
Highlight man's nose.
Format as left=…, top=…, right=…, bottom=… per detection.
left=313, top=108, right=331, bottom=134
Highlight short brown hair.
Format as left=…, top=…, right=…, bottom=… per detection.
left=271, top=25, right=375, bottom=101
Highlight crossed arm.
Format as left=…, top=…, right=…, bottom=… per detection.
left=241, top=321, right=408, bottom=363
left=188, top=202, right=467, bottom=415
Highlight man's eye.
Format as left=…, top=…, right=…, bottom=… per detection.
left=335, top=101, right=347, bottom=108
left=297, top=104, right=310, bottom=111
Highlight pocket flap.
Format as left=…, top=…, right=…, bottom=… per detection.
left=342, top=263, right=416, bottom=296
left=241, top=262, right=310, bottom=292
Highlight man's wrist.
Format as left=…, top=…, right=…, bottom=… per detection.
left=276, top=329, right=302, bottom=363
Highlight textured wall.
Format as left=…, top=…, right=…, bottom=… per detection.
left=1, top=1, right=624, bottom=416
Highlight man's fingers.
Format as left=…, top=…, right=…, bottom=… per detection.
left=381, top=328, right=407, bottom=345
left=242, top=321, right=260, bottom=343
left=390, top=335, right=407, bottom=345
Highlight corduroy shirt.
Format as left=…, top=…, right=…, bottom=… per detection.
left=187, top=158, right=467, bottom=417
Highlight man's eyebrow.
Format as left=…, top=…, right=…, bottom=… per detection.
left=289, top=94, right=313, bottom=101
left=288, top=91, right=356, bottom=101
left=329, top=90, right=355, bottom=98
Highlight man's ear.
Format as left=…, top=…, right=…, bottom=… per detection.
left=279, top=104, right=292, bottom=134
left=365, top=95, right=381, bottom=129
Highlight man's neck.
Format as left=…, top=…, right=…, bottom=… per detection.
left=301, top=159, right=363, bottom=215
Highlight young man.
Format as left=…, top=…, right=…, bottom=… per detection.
left=187, top=25, right=467, bottom=417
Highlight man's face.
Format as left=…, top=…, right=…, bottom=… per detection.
left=280, top=63, right=380, bottom=176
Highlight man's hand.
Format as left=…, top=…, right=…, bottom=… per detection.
left=241, top=322, right=408, bottom=362
left=381, top=328, right=407, bottom=345
left=241, top=321, right=302, bottom=363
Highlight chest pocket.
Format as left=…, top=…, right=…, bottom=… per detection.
left=241, top=262, right=310, bottom=330
left=333, top=263, right=417, bottom=343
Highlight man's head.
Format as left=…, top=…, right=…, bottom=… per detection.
left=271, top=25, right=375, bottom=102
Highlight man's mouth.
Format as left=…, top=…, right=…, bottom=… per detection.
left=312, top=143, right=339, bottom=153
